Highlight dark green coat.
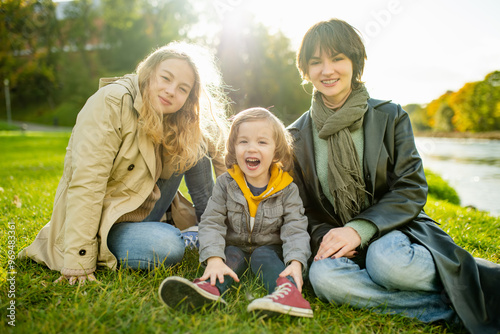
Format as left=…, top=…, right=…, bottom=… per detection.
left=288, top=99, right=500, bottom=334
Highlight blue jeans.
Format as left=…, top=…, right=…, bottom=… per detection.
left=107, top=157, right=214, bottom=270
left=107, top=221, right=185, bottom=270
left=309, top=230, right=457, bottom=323
left=144, top=156, right=215, bottom=222
left=214, top=245, right=294, bottom=294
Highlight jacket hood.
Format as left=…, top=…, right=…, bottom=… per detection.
left=99, top=74, right=143, bottom=113
left=228, top=163, right=293, bottom=219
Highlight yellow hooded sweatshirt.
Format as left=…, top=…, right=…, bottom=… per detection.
left=227, top=163, right=293, bottom=231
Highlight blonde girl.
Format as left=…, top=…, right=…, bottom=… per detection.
left=19, top=42, right=229, bottom=285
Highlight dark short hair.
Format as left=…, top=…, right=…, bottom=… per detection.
left=296, top=18, right=367, bottom=89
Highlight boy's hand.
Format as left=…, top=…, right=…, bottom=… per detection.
left=200, top=257, right=240, bottom=286
left=279, top=260, right=303, bottom=292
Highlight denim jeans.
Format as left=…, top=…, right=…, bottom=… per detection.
left=214, top=244, right=295, bottom=294
left=144, top=155, right=215, bottom=222
left=107, top=156, right=214, bottom=270
left=309, top=230, right=457, bottom=323
left=107, top=221, right=185, bottom=270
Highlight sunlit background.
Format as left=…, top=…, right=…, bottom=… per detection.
left=3, top=0, right=500, bottom=122
left=2, top=0, right=500, bottom=214
left=243, top=0, right=500, bottom=106
left=191, top=0, right=500, bottom=106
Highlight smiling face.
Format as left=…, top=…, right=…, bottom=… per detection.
left=234, top=119, right=276, bottom=187
left=150, top=58, right=195, bottom=115
left=307, top=49, right=354, bottom=106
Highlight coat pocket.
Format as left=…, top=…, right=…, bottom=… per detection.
left=258, top=203, right=284, bottom=234
left=226, top=201, right=245, bottom=234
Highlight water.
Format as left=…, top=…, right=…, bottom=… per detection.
left=415, top=137, right=500, bottom=216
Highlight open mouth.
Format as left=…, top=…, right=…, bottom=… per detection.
left=246, top=158, right=260, bottom=169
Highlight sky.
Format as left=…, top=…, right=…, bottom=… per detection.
left=212, top=0, right=500, bottom=105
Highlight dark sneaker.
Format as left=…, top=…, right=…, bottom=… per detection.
left=158, top=276, right=226, bottom=310
left=247, top=277, right=313, bottom=318
left=181, top=227, right=199, bottom=249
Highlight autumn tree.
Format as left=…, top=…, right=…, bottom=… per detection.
left=1, top=0, right=60, bottom=108
left=217, top=11, right=310, bottom=124
left=449, top=71, right=500, bottom=132
left=98, top=0, right=197, bottom=72
left=405, top=103, right=431, bottom=131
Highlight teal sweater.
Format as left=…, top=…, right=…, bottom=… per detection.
left=312, top=121, right=377, bottom=247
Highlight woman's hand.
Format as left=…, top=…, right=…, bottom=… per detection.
left=54, top=273, right=99, bottom=285
left=279, top=260, right=304, bottom=292
left=314, top=227, right=360, bottom=261
left=199, top=257, right=240, bottom=286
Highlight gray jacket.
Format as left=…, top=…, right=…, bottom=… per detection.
left=199, top=172, right=311, bottom=271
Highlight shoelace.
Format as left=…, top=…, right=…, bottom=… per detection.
left=267, top=283, right=292, bottom=300
left=182, top=232, right=199, bottom=249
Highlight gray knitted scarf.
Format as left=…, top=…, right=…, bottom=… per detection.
left=310, top=85, right=370, bottom=223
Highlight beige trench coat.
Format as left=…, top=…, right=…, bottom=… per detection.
left=19, top=75, right=223, bottom=273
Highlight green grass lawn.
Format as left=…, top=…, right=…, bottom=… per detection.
left=1, top=132, right=499, bottom=333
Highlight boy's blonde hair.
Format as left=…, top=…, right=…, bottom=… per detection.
left=136, top=42, right=229, bottom=174
left=225, top=108, right=294, bottom=172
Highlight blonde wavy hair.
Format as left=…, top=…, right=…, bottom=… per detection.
left=136, top=42, right=229, bottom=174
left=225, top=108, right=294, bottom=172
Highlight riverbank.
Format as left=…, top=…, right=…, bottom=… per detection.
left=415, top=130, right=500, bottom=140
left=415, top=136, right=500, bottom=216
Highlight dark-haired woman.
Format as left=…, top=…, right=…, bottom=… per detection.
left=288, top=18, right=500, bottom=334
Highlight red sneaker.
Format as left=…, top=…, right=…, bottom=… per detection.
left=158, top=276, right=226, bottom=310
left=247, top=277, right=313, bottom=318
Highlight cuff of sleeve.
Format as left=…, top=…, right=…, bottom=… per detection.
left=284, top=258, right=308, bottom=274
left=346, top=219, right=378, bottom=248
left=63, top=241, right=98, bottom=271
left=61, top=266, right=96, bottom=277
left=199, top=249, right=226, bottom=265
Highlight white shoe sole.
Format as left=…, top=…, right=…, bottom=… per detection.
left=247, top=299, right=313, bottom=318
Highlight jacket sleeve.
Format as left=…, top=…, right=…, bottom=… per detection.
left=280, top=183, right=312, bottom=272
left=198, top=175, right=229, bottom=263
left=356, top=105, right=428, bottom=236
left=62, top=88, right=126, bottom=274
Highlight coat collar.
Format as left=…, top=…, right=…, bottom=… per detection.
left=101, top=74, right=156, bottom=178
left=289, top=111, right=322, bottom=200
left=363, top=100, right=389, bottom=194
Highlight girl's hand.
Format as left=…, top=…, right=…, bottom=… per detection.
left=199, top=257, right=240, bottom=286
left=279, top=260, right=303, bottom=292
left=54, top=273, right=99, bottom=285
left=314, top=227, right=360, bottom=261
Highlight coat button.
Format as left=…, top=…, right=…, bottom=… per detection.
left=79, top=249, right=86, bottom=256
left=128, top=164, right=135, bottom=171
